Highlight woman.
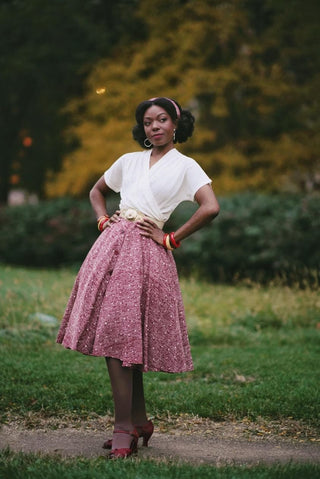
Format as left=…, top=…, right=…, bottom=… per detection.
left=57, top=97, right=220, bottom=459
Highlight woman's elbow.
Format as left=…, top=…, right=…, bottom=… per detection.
left=89, top=176, right=108, bottom=201
left=89, top=182, right=104, bottom=202
left=89, top=187, right=96, bottom=203
left=205, top=203, right=220, bottom=221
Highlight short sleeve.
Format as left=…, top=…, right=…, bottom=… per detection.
left=103, top=155, right=124, bottom=193
left=183, top=160, right=212, bottom=202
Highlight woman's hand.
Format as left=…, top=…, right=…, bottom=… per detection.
left=103, top=210, right=120, bottom=229
left=137, top=218, right=164, bottom=245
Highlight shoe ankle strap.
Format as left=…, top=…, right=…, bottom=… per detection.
left=113, top=429, right=138, bottom=437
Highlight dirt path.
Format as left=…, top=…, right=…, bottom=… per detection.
left=1, top=416, right=319, bottom=466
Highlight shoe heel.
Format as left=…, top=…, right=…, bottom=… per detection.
left=142, top=435, right=149, bottom=447
left=139, top=420, right=154, bottom=447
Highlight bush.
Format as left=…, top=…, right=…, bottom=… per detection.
left=0, top=196, right=119, bottom=267
left=0, top=193, right=319, bottom=285
left=168, top=193, right=320, bottom=285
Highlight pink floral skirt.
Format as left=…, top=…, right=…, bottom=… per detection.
left=56, top=219, right=193, bottom=373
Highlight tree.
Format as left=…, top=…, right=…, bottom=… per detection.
left=0, top=0, right=143, bottom=203
left=46, top=0, right=320, bottom=197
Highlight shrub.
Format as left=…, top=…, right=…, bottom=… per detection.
left=0, top=196, right=118, bottom=267
left=0, top=193, right=319, bottom=285
left=167, top=193, right=320, bottom=285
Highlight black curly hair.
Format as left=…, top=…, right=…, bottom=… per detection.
left=132, top=97, right=195, bottom=149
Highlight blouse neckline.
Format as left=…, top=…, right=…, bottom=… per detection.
left=148, top=148, right=177, bottom=170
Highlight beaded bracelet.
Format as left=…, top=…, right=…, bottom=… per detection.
left=97, top=215, right=110, bottom=232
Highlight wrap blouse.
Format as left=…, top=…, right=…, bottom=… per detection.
left=104, top=148, right=212, bottom=223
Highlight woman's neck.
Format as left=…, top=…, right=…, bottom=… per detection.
left=150, top=143, right=175, bottom=161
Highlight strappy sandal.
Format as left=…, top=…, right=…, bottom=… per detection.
left=108, top=429, right=139, bottom=459
left=103, top=420, right=154, bottom=450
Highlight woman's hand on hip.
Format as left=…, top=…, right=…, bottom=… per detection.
left=103, top=210, right=120, bottom=229
left=137, top=218, right=164, bottom=245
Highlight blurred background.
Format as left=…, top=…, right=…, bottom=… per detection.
left=0, top=0, right=319, bottom=283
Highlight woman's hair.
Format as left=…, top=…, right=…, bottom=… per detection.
left=132, top=97, right=195, bottom=149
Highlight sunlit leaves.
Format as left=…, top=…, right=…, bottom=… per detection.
left=46, top=0, right=320, bottom=197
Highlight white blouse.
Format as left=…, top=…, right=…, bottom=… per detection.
left=104, top=148, right=212, bottom=223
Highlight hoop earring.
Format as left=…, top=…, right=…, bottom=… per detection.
left=144, top=138, right=153, bottom=148
left=173, top=129, right=176, bottom=142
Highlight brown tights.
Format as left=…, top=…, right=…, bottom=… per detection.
left=106, top=357, right=148, bottom=449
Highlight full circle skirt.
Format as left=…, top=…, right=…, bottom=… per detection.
left=56, top=219, right=193, bottom=373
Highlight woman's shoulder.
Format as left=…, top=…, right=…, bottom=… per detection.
left=173, top=149, right=210, bottom=180
left=173, top=149, right=198, bottom=167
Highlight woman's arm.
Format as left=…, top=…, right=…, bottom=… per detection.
left=89, top=176, right=111, bottom=219
left=138, top=183, right=220, bottom=245
left=174, top=184, right=219, bottom=242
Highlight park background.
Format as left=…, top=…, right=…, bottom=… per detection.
left=0, top=1, right=320, bottom=477
left=0, top=0, right=319, bottom=283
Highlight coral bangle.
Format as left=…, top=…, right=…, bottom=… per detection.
left=169, top=232, right=181, bottom=248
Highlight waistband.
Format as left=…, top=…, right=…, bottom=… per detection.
left=119, top=208, right=164, bottom=229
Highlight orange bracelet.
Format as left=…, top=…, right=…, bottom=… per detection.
left=97, top=215, right=110, bottom=232
left=163, top=233, right=173, bottom=250
left=165, top=234, right=174, bottom=251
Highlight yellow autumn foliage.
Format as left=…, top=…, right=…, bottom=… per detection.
left=46, top=0, right=320, bottom=197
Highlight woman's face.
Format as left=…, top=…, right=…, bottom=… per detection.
left=143, top=105, right=176, bottom=148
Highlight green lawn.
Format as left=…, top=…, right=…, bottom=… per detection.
left=0, top=264, right=319, bottom=477
left=1, top=264, right=319, bottom=426
left=1, top=450, right=320, bottom=479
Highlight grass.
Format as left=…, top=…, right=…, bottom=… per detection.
left=1, top=450, right=320, bottom=479
left=0, top=264, right=319, bottom=476
left=1, top=264, right=319, bottom=427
